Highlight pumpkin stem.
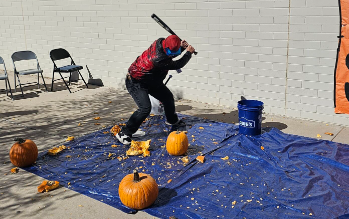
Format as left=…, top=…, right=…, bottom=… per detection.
left=176, top=130, right=180, bottom=134
left=14, top=138, right=26, bottom=144
left=133, top=169, right=140, bottom=182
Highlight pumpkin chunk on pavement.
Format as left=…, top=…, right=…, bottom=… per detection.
left=11, top=167, right=19, bottom=174
left=38, top=180, right=59, bottom=193
left=66, top=136, right=74, bottom=141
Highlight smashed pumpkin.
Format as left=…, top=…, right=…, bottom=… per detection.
left=66, top=136, right=74, bottom=141
left=37, top=180, right=59, bottom=193
left=126, top=140, right=151, bottom=157
left=110, top=125, right=121, bottom=136
left=48, top=145, right=66, bottom=156
left=196, top=155, right=205, bottom=163
left=118, top=170, right=158, bottom=210
left=11, top=167, right=19, bottom=174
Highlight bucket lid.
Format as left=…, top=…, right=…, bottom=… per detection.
left=238, top=100, right=264, bottom=108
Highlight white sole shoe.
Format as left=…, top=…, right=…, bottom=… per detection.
left=133, top=130, right=146, bottom=137
left=116, top=132, right=131, bottom=145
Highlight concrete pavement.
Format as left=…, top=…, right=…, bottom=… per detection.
left=0, top=74, right=348, bottom=219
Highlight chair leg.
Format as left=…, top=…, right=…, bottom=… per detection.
left=5, top=79, right=8, bottom=96
left=69, top=72, right=71, bottom=85
left=59, top=71, right=71, bottom=93
left=40, top=72, right=48, bottom=91
left=77, top=70, right=88, bottom=88
left=51, top=70, right=55, bottom=91
left=14, top=74, right=17, bottom=93
left=6, top=78, right=13, bottom=100
left=37, top=73, right=40, bottom=89
left=16, top=74, right=24, bottom=97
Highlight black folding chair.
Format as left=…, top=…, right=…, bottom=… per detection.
left=50, top=48, right=88, bottom=93
left=0, top=56, right=13, bottom=100
left=11, top=51, right=48, bottom=96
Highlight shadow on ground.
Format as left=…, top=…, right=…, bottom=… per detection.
left=0, top=84, right=136, bottom=219
left=176, top=104, right=288, bottom=131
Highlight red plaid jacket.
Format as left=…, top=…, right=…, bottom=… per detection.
left=128, top=38, right=192, bottom=84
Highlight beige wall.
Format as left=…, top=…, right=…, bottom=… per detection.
left=1, top=0, right=348, bottom=126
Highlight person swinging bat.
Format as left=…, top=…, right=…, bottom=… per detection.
left=116, top=15, right=196, bottom=145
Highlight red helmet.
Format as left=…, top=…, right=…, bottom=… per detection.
left=162, top=35, right=181, bottom=51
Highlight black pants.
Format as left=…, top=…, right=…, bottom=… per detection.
left=122, top=76, right=178, bottom=136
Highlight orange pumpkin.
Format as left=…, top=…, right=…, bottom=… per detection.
left=9, top=138, right=38, bottom=167
left=118, top=170, right=158, bottom=210
left=166, top=131, right=188, bottom=156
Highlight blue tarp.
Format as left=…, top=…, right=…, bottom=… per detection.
left=24, top=115, right=349, bottom=219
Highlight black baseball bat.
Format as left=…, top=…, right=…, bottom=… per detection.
left=151, top=14, right=197, bottom=55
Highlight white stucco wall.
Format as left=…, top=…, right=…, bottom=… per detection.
left=1, top=0, right=348, bottom=126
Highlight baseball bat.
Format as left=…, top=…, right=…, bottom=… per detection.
left=151, top=14, right=197, bottom=55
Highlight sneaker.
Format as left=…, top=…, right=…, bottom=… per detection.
left=116, top=131, right=132, bottom=145
left=170, top=119, right=186, bottom=131
left=133, top=129, right=146, bottom=137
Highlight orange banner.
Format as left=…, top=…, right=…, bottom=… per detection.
left=335, top=0, right=349, bottom=114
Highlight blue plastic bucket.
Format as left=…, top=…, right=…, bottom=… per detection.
left=237, top=100, right=264, bottom=136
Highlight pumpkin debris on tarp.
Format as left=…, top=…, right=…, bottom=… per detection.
left=317, top=134, right=322, bottom=138
left=94, top=117, right=100, bottom=120
left=11, top=167, right=19, bottom=174
left=38, top=180, right=59, bottom=193
left=221, top=156, right=229, bottom=160
left=48, top=145, right=66, bottom=156
left=196, top=155, right=205, bottom=163
left=126, top=140, right=151, bottom=157
left=110, top=125, right=121, bottom=136
left=181, top=156, right=189, bottom=164
left=325, top=132, right=334, bottom=136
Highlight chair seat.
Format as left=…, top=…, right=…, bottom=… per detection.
left=17, top=69, right=43, bottom=75
left=55, top=65, right=83, bottom=72
left=0, top=74, right=8, bottom=80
